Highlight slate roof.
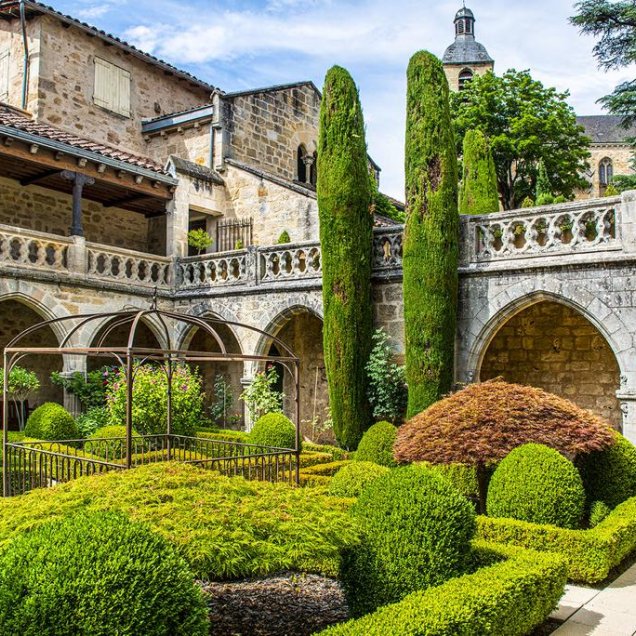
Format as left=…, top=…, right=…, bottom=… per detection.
left=0, top=104, right=169, bottom=175
left=442, top=36, right=494, bottom=65
left=576, top=115, right=636, bottom=144
left=0, top=0, right=215, bottom=92
left=169, top=156, right=225, bottom=185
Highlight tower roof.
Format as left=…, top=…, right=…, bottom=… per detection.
left=443, top=5, right=494, bottom=66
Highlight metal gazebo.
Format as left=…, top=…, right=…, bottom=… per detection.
left=3, top=307, right=301, bottom=496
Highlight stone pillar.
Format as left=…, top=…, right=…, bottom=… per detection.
left=165, top=193, right=189, bottom=258
left=240, top=375, right=254, bottom=432
left=61, top=354, right=87, bottom=417
left=302, top=155, right=315, bottom=185
left=620, top=189, right=636, bottom=254
left=67, top=235, right=87, bottom=274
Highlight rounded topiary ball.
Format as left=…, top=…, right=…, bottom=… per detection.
left=328, top=461, right=390, bottom=498
left=355, top=421, right=398, bottom=467
left=0, top=511, right=209, bottom=635
left=248, top=413, right=297, bottom=449
left=341, top=465, right=476, bottom=617
left=579, top=434, right=636, bottom=510
left=487, top=443, right=585, bottom=529
left=24, top=403, right=78, bottom=441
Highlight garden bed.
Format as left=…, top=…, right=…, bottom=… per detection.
left=476, top=496, right=636, bottom=583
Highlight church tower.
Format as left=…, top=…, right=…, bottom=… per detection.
left=442, top=6, right=494, bottom=91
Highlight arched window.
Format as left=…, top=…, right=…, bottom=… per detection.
left=456, top=20, right=465, bottom=35
left=459, top=68, right=474, bottom=90
left=297, top=145, right=307, bottom=183
left=310, top=151, right=317, bottom=187
left=465, top=19, right=472, bottom=34
left=599, top=157, right=613, bottom=187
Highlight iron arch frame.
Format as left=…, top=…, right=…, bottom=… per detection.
left=2, top=308, right=301, bottom=496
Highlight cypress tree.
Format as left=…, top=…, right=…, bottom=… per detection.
left=459, top=129, right=499, bottom=215
left=317, top=66, right=373, bottom=449
left=404, top=51, right=459, bottom=418
left=535, top=160, right=553, bottom=205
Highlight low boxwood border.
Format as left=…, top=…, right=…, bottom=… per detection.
left=476, top=496, right=636, bottom=583
left=318, top=542, right=567, bottom=635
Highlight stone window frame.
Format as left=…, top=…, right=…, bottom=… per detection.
left=599, top=157, right=613, bottom=187
left=93, top=57, right=132, bottom=119
left=0, top=49, right=9, bottom=103
left=458, top=68, right=474, bottom=91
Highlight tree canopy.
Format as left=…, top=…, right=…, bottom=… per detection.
left=451, top=70, right=590, bottom=210
left=571, top=0, right=636, bottom=125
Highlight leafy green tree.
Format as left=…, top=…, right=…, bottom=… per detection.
left=404, top=51, right=459, bottom=418
left=239, top=368, right=283, bottom=422
left=1, top=366, right=40, bottom=430
left=571, top=1, right=636, bottom=125
left=317, top=66, right=374, bottom=449
left=187, top=228, right=213, bottom=255
left=451, top=70, right=590, bottom=209
left=459, top=129, right=499, bottom=215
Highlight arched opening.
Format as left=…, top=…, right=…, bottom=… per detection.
left=0, top=299, right=63, bottom=428
left=263, top=309, right=328, bottom=440
left=599, top=157, right=613, bottom=195
left=459, top=68, right=474, bottom=90
left=185, top=322, right=243, bottom=429
left=310, top=151, right=318, bottom=187
left=480, top=301, right=621, bottom=428
left=297, top=144, right=308, bottom=183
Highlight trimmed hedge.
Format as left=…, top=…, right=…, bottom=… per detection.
left=0, top=463, right=360, bottom=581
left=341, top=466, right=475, bottom=616
left=579, top=433, right=636, bottom=509
left=487, top=443, right=585, bottom=529
left=248, top=413, right=297, bottom=449
left=589, top=501, right=611, bottom=528
left=303, top=442, right=349, bottom=461
left=86, top=425, right=144, bottom=459
left=420, top=462, right=482, bottom=500
left=0, top=511, right=209, bottom=635
left=196, top=428, right=249, bottom=444
left=327, top=461, right=389, bottom=498
left=319, top=543, right=567, bottom=636
left=476, top=496, right=636, bottom=582
left=299, top=451, right=335, bottom=468
left=354, top=421, right=397, bottom=467
left=24, top=403, right=78, bottom=441
left=302, top=460, right=352, bottom=477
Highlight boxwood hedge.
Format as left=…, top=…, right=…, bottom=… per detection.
left=319, top=543, right=567, bottom=635
left=477, top=496, right=636, bottom=582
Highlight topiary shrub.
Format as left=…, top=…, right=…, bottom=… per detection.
left=248, top=413, right=297, bottom=449
left=0, top=511, right=209, bottom=635
left=354, top=421, right=397, bottom=467
left=487, top=443, right=585, bottom=529
left=341, top=465, right=475, bottom=616
left=24, top=403, right=78, bottom=441
left=589, top=500, right=611, bottom=528
left=579, top=433, right=636, bottom=510
left=86, top=425, right=144, bottom=459
left=328, top=461, right=389, bottom=498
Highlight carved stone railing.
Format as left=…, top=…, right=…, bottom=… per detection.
left=177, top=250, right=247, bottom=289
left=86, top=244, right=171, bottom=287
left=259, top=242, right=322, bottom=282
left=0, top=224, right=70, bottom=272
left=464, top=197, right=622, bottom=264
left=373, top=226, right=403, bottom=270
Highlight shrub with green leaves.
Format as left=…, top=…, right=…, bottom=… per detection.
left=0, top=511, right=209, bottom=635
left=51, top=367, right=113, bottom=411
left=248, top=413, right=297, bottom=449
left=328, top=461, right=389, bottom=498
left=342, top=465, right=475, bottom=616
left=187, top=228, right=214, bottom=254
left=24, top=403, right=79, bottom=441
left=106, top=364, right=204, bottom=437
left=75, top=406, right=110, bottom=437
left=579, top=434, right=636, bottom=510
left=354, top=421, right=397, bottom=467
left=0, top=366, right=40, bottom=430
left=240, top=368, right=284, bottom=422
left=86, top=425, right=144, bottom=459
left=0, top=463, right=360, bottom=580
left=589, top=501, right=611, bottom=528
left=487, top=443, right=585, bottom=529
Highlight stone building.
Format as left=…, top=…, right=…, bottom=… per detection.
left=1, top=1, right=636, bottom=444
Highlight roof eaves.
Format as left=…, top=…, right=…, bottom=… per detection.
left=225, top=158, right=317, bottom=198
left=223, top=80, right=322, bottom=100
left=142, top=105, right=214, bottom=135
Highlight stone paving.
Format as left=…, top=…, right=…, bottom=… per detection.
left=551, top=562, right=636, bottom=635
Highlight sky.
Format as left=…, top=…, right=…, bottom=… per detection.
left=53, top=0, right=636, bottom=199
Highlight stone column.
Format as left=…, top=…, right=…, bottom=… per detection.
left=303, top=155, right=315, bottom=185
left=67, top=235, right=87, bottom=274
left=61, top=354, right=87, bottom=417
left=165, top=191, right=189, bottom=258
left=240, top=374, right=254, bottom=432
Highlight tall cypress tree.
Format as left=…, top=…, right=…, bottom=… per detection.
left=404, top=51, right=459, bottom=418
left=459, top=129, right=499, bottom=215
left=317, top=66, right=373, bottom=449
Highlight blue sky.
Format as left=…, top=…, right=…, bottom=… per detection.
left=54, top=0, right=635, bottom=198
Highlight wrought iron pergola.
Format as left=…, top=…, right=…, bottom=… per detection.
left=2, top=308, right=301, bottom=496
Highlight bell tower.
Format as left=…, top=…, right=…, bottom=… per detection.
left=442, top=6, right=494, bottom=91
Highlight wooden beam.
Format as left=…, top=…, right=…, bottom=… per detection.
left=104, top=194, right=150, bottom=209
left=20, top=168, right=60, bottom=186
left=0, top=141, right=173, bottom=201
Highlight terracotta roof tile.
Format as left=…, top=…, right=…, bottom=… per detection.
left=0, top=104, right=168, bottom=175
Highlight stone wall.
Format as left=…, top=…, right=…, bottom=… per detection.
left=372, top=280, right=405, bottom=358
left=225, top=84, right=320, bottom=183
left=0, top=176, right=160, bottom=254
left=34, top=16, right=209, bottom=156
left=146, top=125, right=213, bottom=168
left=575, top=144, right=635, bottom=200
left=444, top=62, right=493, bottom=92
left=480, top=301, right=621, bottom=426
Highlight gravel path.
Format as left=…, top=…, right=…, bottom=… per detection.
left=200, top=572, right=349, bottom=636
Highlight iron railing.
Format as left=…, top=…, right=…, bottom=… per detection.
left=4, top=434, right=298, bottom=496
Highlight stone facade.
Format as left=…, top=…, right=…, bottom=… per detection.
left=444, top=62, right=493, bottom=92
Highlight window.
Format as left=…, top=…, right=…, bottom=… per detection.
left=297, top=144, right=308, bottom=183
left=457, top=20, right=465, bottom=35
left=310, top=151, right=317, bottom=187
left=0, top=50, right=9, bottom=102
left=458, top=68, right=474, bottom=91
left=599, top=157, right=613, bottom=186
left=93, top=57, right=131, bottom=117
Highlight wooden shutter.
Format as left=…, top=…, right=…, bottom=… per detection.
left=117, top=67, right=131, bottom=117
left=94, top=58, right=131, bottom=117
left=0, top=51, right=10, bottom=102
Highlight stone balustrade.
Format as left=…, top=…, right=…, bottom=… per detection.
left=0, top=224, right=70, bottom=272
left=463, top=197, right=622, bottom=265
left=177, top=250, right=247, bottom=289
left=259, top=242, right=322, bottom=282
left=86, top=244, right=172, bottom=287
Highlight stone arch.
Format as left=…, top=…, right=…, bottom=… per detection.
left=473, top=291, right=623, bottom=427
left=174, top=302, right=245, bottom=352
